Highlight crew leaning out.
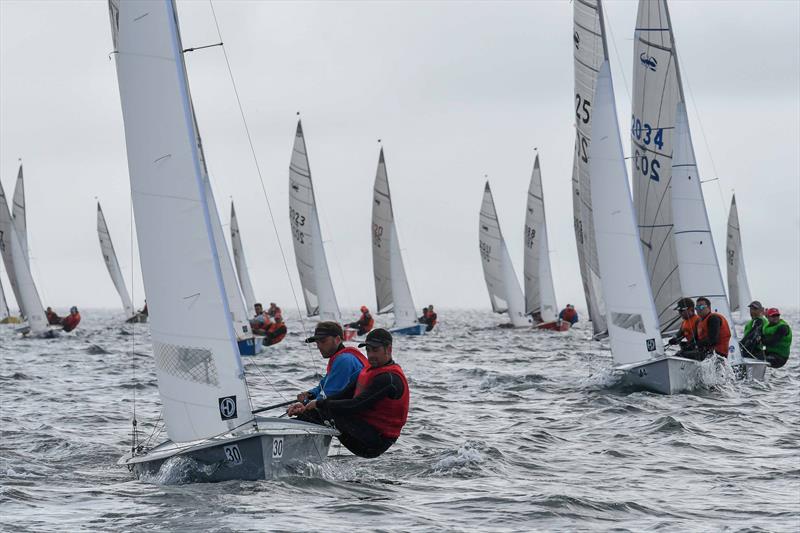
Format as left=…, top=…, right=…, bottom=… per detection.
left=418, top=305, right=438, bottom=332
left=249, top=303, right=270, bottom=336
left=263, top=311, right=287, bottom=346
left=288, top=328, right=409, bottom=459
left=739, top=300, right=768, bottom=359
left=762, top=308, right=792, bottom=369
left=346, top=306, right=374, bottom=336
left=668, top=297, right=700, bottom=352
left=558, top=304, right=578, bottom=325
left=693, top=296, right=731, bottom=359
left=61, top=306, right=81, bottom=332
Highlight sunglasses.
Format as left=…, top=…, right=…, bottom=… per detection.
left=696, top=305, right=708, bottom=310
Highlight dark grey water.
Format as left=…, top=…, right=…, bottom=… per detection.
left=1, top=309, right=798, bottom=531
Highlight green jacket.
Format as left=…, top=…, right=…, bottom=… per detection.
left=743, top=316, right=767, bottom=339
left=763, top=319, right=792, bottom=359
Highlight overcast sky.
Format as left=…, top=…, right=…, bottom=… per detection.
left=1, top=0, right=798, bottom=319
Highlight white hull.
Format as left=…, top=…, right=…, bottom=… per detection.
left=120, top=417, right=337, bottom=482
left=738, top=359, right=768, bottom=381
left=617, top=356, right=703, bottom=395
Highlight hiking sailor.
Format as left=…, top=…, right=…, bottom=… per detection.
left=693, top=296, right=732, bottom=359
left=346, top=306, right=375, bottom=337
left=667, top=297, right=700, bottom=353
left=762, top=308, right=792, bottom=368
left=739, top=300, right=768, bottom=359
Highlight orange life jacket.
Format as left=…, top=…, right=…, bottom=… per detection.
left=353, top=363, right=409, bottom=439
left=62, top=313, right=81, bottom=332
left=265, top=322, right=287, bottom=345
left=695, top=312, right=731, bottom=357
left=680, top=314, right=700, bottom=343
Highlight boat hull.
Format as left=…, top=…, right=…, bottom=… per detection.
left=390, top=323, right=426, bottom=336
left=125, top=313, right=148, bottom=324
left=120, top=418, right=336, bottom=482
left=737, top=359, right=768, bottom=381
left=237, top=336, right=264, bottom=356
left=617, top=356, right=702, bottom=395
left=535, top=320, right=570, bottom=332
left=343, top=327, right=358, bottom=341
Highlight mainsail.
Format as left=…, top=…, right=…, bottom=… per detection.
left=479, top=182, right=528, bottom=327
left=671, top=102, right=740, bottom=362
left=12, top=164, right=28, bottom=265
left=726, top=194, right=752, bottom=315
left=591, top=61, right=664, bottom=366
left=0, top=268, right=10, bottom=319
left=0, top=179, right=47, bottom=335
left=631, top=0, right=684, bottom=334
left=110, top=0, right=253, bottom=443
left=371, top=148, right=418, bottom=329
left=230, top=201, right=257, bottom=315
left=288, top=120, right=340, bottom=321
left=572, top=0, right=608, bottom=336
left=97, top=202, right=135, bottom=318
left=523, top=154, right=558, bottom=322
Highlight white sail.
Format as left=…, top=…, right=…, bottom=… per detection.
left=591, top=62, right=664, bottom=366
left=288, top=120, right=340, bottom=321
left=12, top=164, right=28, bottom=266
left=97, top=202, right=135, bottom=318
left=572, top=0, right=608, bottom=336
left=726, top=194, right=752, bottom=314
left=371, top=148, right=418, bottom=329
left=631, top=0, right=684, bottom=334
left=0, top=269, right=10, bottom=319
left=523, top=154, right=558, bottom=322
left=110, top=0, right=252, bottom=443
left=671, top=103, right=740, bottom=362
left=0, top=180, right=47, bottom=334
left=230, top=202, right=257, bottom=315
left=479, top=182, right=528, bottom=327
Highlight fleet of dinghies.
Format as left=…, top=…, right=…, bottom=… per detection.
left=0, top=0, right=776, bottom=482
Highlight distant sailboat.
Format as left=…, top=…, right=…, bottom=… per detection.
left=288, top=120, right=341, bottom=323
left=726, top=194, right=753, bottom=320
left=12, top=164, right=28, bottom=266
left=96, top=202, right=144, bottom=322
left=479, top=182, right=529, bottom=328
left=571, top=0, right=608, bottom=339
left=523, top=155, right=563, bottom=331
left=371, top=148, right=426, bottom=335
left=0, top=272, right=13, bottom=323
left=230, top=201, right=258, bottom=316
left=109, top=0, right=335, bottom=480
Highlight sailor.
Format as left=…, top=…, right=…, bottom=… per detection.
left=762, top=308, right=792, bottom=368
left=288, top=328, right=409, bottom=458
left=693, top=296, right=732, bottom=358
left=263, top=312, right=287, bottom=346
left=424, top=304, right=438, bottom=332
left=346, top=306, right=375, bottom=336
left=139, top=301, right=148, bottom=317
left=294, top=321, right=368, bottom=408
left=668, top=297, right=700, bottom=349
left=45, top=306, right=61, bottom=325
left=249, top=303, right=269, bottom=336
left=558, top=304, right=579, bottom=325
left=267, top=302, right=281, bottom=318
left=418, top=307, right=428, bottom=323
left=61, top=306, right=81, bottom=332
left=739, top=301, right=768, bottom=359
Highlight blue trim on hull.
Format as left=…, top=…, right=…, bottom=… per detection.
left=238, top=337, right=261, bottom=356
left=390, top=324, right=426, bottom=336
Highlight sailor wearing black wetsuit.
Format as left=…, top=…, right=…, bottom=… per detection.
left=288, top=328, right=409, bottom=458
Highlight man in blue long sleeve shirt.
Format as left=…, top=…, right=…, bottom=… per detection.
left=296, top=322, right=368, bottom=404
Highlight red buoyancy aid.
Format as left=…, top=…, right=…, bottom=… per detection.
left=696, top=312, right=732, bottom=356
left=353, top=363, right=409, bottom=439
left=62, top=313, right=81, bottom=332
left=266, top=322, right=287, bottom=345
left=426, top=311, right=438, bottom=327
left=326, top=346, right=369, bottom=374
left=358, top=313, right=375, bottom=332
left=680, top=314, right=700, bottom=343
left=560, top=307, right=577, bottom=322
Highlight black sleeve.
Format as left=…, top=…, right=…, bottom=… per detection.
left=697, top=316, right=722, bottom=348
left=763, top=325, right=790, bottom=348
left=317, top=372, right=405, bottom=418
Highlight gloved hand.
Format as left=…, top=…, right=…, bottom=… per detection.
left=668, top=337, right=679, bottom=346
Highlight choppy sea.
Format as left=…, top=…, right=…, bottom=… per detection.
left=1, top=309, right=798, bottom=532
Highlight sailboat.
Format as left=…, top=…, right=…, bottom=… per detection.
left=371, top=148, right=426, bottom=335
left=523, top=154, right=564, bottom=331
left=571, top=0, right=608, bottom=339
left=590, top=60, right=701, bottom=394
left=479, top=182, right=529, bottom=328
left=726, top=194, right=753, bottom=322
left=230, top=202, right=258, bottom=317
left=288, top=120, right=344, bottom=329
left=0, top=272, right=17, bottom=324
left=0, top=178, right=55, bottom=338
left=632, top=0, right=765, bottom=381
left=97, top=202, right=145, bottom=323
left=109, top=0, right=335, bottom=480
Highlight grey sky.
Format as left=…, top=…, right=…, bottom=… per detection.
left=1, top=0, right=798, bottom=317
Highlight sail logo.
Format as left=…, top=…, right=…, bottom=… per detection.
left=219, top=396, right=238, bottom=420
left=640, top=52, right=657, bottom=72
left=646, top=338, right=656, bottom=351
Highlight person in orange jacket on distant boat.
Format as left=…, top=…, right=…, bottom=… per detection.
left=558, top=304, right=578, bottom=325
left=267, top=302, right=281, bottom=318
left=419, top=305, right=437, bottom=332
left=346, top=306, right=375, bottom=336
left=61, top=306, right=81, bottom=332
left=45, top=306, right=61, bottom=325
left=249, top=303, right=270, bottom=336
left=263, top=311, right=287, bottom=346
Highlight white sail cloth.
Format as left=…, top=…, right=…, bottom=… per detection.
left=479, top=182, right=528, bottom=327
left=371, top=148, right=418, bottom=329
left=97, top=202, right=135, bottom=318
left=523, top=155, right=558, bottom=322
left=12, top=165, right=28, bottom=266
left=631, top=0, right=684, bottom=334
left=0, top=275, right=9, bottom=319
left=726, top=194, right=752, bottom=315
left=230, top=202, right=257, bottom=315
left=571, top=0, right=608, bottom=336
left=110, top=0, right=252, bottom=443
left=590, top=61, right=664, bottom=366
left=288, top=120, right=340, bottom=321
left=671, top=103, right=741, bottom=362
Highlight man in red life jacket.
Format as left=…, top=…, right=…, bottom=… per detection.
left=288, top=328, right=409, bottom=458
left=249, top=303, right=270, bottom=336
left=346, top=306, right=374, bottom=336
left=61, top=306, right=81, bottom=332
left=45, top=307, right=61, bottom=325
left=693, top=296, right=732, bottom=359
left=424, top=305, right=438, bottom=332
left=263, top=312, right=287, bottom=346
left=558, top=304, right=579, bottom=325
